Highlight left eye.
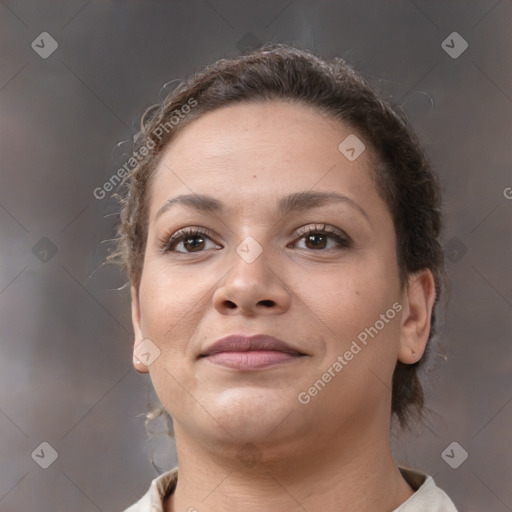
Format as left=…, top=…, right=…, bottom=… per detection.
left=291, top=225, right=351, bottom=251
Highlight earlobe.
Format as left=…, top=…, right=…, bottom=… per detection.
left=131, top=285, right=149, bottom=374
left=397, top=269, right=436, bottom=365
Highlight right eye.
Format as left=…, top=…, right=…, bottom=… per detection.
left=161, top=227, right=221, bottom=254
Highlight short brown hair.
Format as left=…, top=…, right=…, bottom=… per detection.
left=111, top=43, right=446, bottom=429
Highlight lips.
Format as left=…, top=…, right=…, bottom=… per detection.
left=199, top=334, right=307, bottom=370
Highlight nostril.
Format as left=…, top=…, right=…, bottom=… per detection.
left=222, top=299, right=276, bottom=310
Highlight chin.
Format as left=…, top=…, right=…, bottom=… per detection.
left=205, top=387, right=297, bottom=441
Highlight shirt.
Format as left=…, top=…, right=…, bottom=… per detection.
left=122, top=466, right=459, bottom=512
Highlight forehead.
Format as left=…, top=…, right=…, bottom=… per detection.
left=148, top=101, right=379, bottom=217
left=161, top=100, right=365, bottom=164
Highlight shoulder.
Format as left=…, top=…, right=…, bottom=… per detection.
left=121, top=465, right=459, bottom=512
left=122, top=467, right=178, bottom=512
left=394, top=467, right=459, bottom=512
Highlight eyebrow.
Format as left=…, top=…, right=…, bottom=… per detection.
left=155, top=191, right=370, bottom=223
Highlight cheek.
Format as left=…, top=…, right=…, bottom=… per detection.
left=137, top=267, right=206, bottom=416
left=138, top=264, right=202, bottom=343
left=311, top=256, right=398, bottom=318
left=310, top=255, right=402, bottom=365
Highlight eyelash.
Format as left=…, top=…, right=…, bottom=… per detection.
left=160, top=224, right=352, bottom=254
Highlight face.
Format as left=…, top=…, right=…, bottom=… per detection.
left=131, top=101, right=415, bottom=459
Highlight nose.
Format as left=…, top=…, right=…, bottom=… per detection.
left=212, top=247, right=292, bottom=317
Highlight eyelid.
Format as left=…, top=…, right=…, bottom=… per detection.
left=291, top=224, right=352, bottom=248
left=294, top=223, right=350, bottom=240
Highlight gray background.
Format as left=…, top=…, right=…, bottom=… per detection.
left=1, top=1, right=511, bottom=511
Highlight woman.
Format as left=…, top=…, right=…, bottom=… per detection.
left=114, top=43, right=458, bottom=511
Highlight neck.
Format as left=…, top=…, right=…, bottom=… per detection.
left=165, top=422, right=414, bottom=512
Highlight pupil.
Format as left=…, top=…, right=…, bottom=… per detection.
left=185, top=236, right=204, bottom=251
left=307, top=234, right=326, bottom=249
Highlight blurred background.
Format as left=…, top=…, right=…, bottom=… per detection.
left=1, top=1, right=511, bottom=510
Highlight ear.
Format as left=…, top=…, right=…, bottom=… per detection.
left=397, top=269, right=436, bottom=364
left=131, top=284, right=149, bottom=374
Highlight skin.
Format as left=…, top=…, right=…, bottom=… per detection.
left=131, top=100, right=436, bottom=512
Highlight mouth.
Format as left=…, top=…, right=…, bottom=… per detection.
left=199, top=334, right=307, bottom=371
